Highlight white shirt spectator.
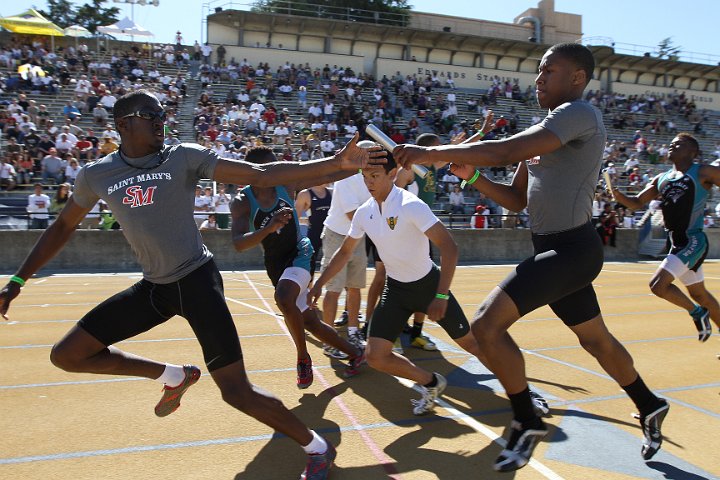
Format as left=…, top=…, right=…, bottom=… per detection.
left=324, top=173, right=370, bottom=235
left=100, top=94, right=117, bottom=109
left=344, top=123, right=358, bottom=137
left=320, top=139, right=335, bottom=154
left=28, top=192, right=51, bottom=219
left=308, top=104, right=322, bottom=118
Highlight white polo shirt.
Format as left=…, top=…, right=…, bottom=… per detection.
left=323, top=173, right=370, bottom=235
left=349, top=186, right=438, bottom=282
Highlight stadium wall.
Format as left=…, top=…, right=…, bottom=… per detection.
left=609, top=83, right=720, bottom=110
left=219, top=46, right=366, bottom=75
left=375, top=58, right=602, bottom=91
left=5, top=229, right=720, bottom=274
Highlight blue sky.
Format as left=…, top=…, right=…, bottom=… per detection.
left=3, top=0, right=718, bottom=63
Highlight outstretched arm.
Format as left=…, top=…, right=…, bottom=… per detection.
left=451, top=161, right=529, bottom=212
left=611, top=176, right=659, bottom=210
left=214, top=132, right=384, bottom=187
left=700, top=164, right=720, bottom=190
left=1, top=197, right=91, bottom=320
left=394, top=125, right=561, bottom=169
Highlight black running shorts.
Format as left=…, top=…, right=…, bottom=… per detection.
left=499, top=222, right=604, bottom=326
left=79, top=259, right=243, bottom=371
left=368, top=265, right=470, bottom=341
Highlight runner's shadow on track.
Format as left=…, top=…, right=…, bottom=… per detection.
left=384, top=420, right=514, bottom=479
left=645, top=461, right=712, bottom=480
left=233, top=388, right=347, bottom=479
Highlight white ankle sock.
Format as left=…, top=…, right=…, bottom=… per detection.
left=156, top=364, right=185, bottom=387
left=302, top=430, right=328, bottom=455
left=348, top=326, right=358, bottom=335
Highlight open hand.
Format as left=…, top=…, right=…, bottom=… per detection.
left=336, top=132, right=387, bottom=170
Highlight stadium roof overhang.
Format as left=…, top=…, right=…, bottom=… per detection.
left=588, top=45, right=720, bottom=82
left=210, top=10, right=548, bottom=60
left=209, top=11, right=719, bottom=82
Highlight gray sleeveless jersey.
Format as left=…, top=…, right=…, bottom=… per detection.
left=72, top=143, right=219, bottom=283
left=528, top=100, right=606, bottom=234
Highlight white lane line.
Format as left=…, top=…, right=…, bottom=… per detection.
left=396, top=377, right=565, bottom=480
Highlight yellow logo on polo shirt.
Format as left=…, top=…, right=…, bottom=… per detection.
left=386, top=216, right=398, bottom=230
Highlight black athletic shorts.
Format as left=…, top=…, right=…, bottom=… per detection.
left=499, top=222, right=604, bottom=326
left=369, top=265, right=469, bottom=341
left=78, top=259, right=243, bottom=371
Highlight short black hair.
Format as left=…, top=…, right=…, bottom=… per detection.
left=549, top=43, right=595, bottom=84
left=245, top=145, right=277, bottom=164
left=415, top=133, right=440, bottom=147
left=381, top=148, right=397, bottom=174
left=113, top=90, right=158, bottom=120
left=677, top=132, right=700, bottom=157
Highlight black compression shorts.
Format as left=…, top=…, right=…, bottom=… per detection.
left=368, top=265, right=469, bottom=341
left=78, top=259, right=242, bottom=371
left=499, top=222, right=604, bottom=326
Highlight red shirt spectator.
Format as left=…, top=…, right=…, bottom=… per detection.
left=390, top=129, right=406, bottom=145
left=263, top=109, right=276, bottom=125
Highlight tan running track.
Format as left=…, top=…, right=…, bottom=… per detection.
left=1, top=262, right=718, bottom=479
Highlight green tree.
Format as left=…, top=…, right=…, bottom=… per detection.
left=253, top=0, right=411, bottom=26
left=656, top=37, right=681, bottom=61
left=37, top=0, right=76, bottom=28
left=74, top=0, right=121, bottom=33
left=38, top=0, right=120, bottom=33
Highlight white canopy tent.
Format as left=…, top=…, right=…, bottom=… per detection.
left=97, top=17, right=153, bottom=39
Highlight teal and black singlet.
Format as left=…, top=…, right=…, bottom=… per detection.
left=241, top=185, right=313, bottom=284
left=657, top=163, right=709, bottom=270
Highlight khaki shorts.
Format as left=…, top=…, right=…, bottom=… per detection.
left=320, top=226, right=367, bottom=292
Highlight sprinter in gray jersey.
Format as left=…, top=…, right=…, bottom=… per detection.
left=395, top=44, right=667, bottom=472
left=0, top=90, right=384, bottom=479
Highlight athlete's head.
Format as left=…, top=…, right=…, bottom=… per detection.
left=245, top=145, right=277, bottom=164
left=358, top=140, right=396, bottom=201
left=668, top=132, right=700, bottom=163
left=536, top=43, right=594, bottom=110
left=114, top=90, right=165, bottom=152
left=416, top=133, right=441, bottom=147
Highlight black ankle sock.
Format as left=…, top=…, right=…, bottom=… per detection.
left=622, top=375, right=659, bottom=414
left=424, top=373, right=438, bottom=388
left=410, top=322, right=423, bottom=339
left=508, top=387, right=538, bottom=425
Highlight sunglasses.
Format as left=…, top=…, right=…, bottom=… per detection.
left=121, top=110, right=167, bottom=122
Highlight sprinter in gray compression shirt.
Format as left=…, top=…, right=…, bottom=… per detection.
left=394, top=43, right=668, bottom=472
left=0, top=89, right=385, bottom=479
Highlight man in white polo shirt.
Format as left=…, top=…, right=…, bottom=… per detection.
left=309, top=144, right=548, bottom=417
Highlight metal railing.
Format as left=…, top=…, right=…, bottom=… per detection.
left=250, top=0, right=409, bottom=26
left=581, top=37, right=720, bottom=66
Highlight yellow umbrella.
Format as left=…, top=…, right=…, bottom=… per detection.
left=0, top=9, right=64, bottom=50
